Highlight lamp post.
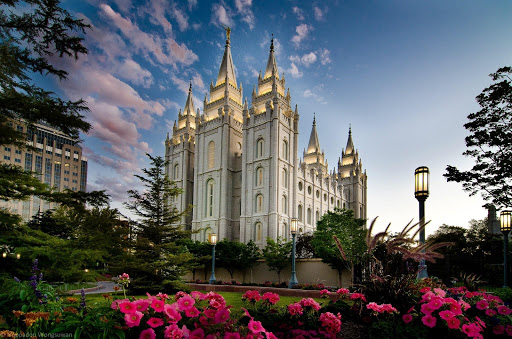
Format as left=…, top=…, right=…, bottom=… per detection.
left=414, top=166, right=429, bottom=279
left=288, top=218, right=299, bottom=288
left=501, top=211, right=511, bottom=288
left=209, top=233, right=217, bottom=285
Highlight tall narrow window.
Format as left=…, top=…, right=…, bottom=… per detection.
left=256, top=167, right=264, bottom=186
left=255, top=222, right=262, bottom=241
left=256, top=138, right=264, bottom=158
left=282, top=223, right=288, bottom=240
left=307, top=208, right=312, bottom=225
left=174, top=163, right=179, bottom=179
left=208, top=141, right=215, bottom=169
left=207, top=180, right=214, bottom=217
left=282, top=168, right=288, bottom=188
left=316, top=211, right=320, bottom=225
left=298, top=205, right=303, bottom=222
left=256, top=194, right=263, bottom=212
left=282, top=195, right=287, bottom=215
left=283, top=140, right=288, bottom=160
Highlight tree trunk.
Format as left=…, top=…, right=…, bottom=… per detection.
left=192, top=268, right=196, bottom=281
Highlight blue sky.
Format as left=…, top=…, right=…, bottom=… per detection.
left=50, top=0, right=512, bottom=236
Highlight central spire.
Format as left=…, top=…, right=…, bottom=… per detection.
left=264, top=34, right=279, bottom=79
left=183, top=81, right=195, bottom=116
left=216, top=26, right=238, bottom=88
left=306, top=114, right=320, bottom=154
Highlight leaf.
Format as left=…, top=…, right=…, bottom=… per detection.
left=19, top=288, right=26, bottom=301
left=74, top=327, right=82, bottom=339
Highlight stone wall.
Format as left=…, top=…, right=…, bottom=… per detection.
left=184, top=258, right=351, bottom=287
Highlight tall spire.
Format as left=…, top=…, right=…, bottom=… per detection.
left=306, top=113, right=320, bottom=154
left=184, top=81, right=195, bottom=116
left=345, top=125, right=354, bottom=154
left=216, top=27, right=238, bottom=87
left=264, top=34, right=279, bottom=79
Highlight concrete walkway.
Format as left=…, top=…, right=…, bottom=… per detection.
left=71, top=281, right=119, bottom=295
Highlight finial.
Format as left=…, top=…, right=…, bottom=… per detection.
left=189, top=80, right=192, bottom=92
left=270, top=33, right=274, bottom=51
left=313, top=112, right=316, bottom=125
left=349, top=124, right=352, bottom=135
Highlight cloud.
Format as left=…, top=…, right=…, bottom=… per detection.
left=100, top=4, right=198, bottom=67
left=211, top=3, right=233, bottom=27
left=115, top=58, right=153, bottom=87
left=303, top=86, right=326, bottom=104
left=147, top=0, right=173, bottom=34
left=291, top=24, right=312, bottom=47
left=313, top=6, right=325, bottom=21
left=171, top=3, right=190, bottom=31
left=292, top=6, right=305, bottom=21
left=319, top=48, right=331, bottom=65
left=290, top=52, right=317, bottom=67
left=87, top=176, right=130, bottom=202
left=188, top=0, right=198, bottom=11
left=235, top=0, right=255, bottom=29
left=287, top=63, right=303, bottom=78
left=112, top=0, right=132, bottom=14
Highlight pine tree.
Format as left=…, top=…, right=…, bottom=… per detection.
left=124, top=154, right=193, bottom=292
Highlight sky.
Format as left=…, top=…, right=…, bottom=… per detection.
left=43, top=0, right=512, bottom=237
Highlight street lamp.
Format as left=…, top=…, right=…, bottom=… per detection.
left=288, top=218, right=299, bottom=288
left=209, top=233, right=217, bottom=285
left=501, top=211, right=511, bottom=288
left=415, top=166, right=429, bottom=279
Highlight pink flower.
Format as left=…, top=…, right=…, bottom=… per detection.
left=493, top=325, right=505, bottom=335
left=507, top=325, right=512, bottom=336
left=420, top=287, right=431, bottom=293
left=191, top=291, right=205, bottom=300
left=349, top=293, right=366, bottom=302
left=147, top=317, right=164, bottom=328
left=421, top=314, right=437, bottom=328
left=439, top=310, right=455, bottom=320
left=498, top=305, right=512, bottom=315
left=319, top=289, right=331, bottom=297
left=177, top=295, right=195, bottom=311
left=420, top=303, right=434, bottom=315
left=449, top=302, right=463, bottom=315
left=164, top=304, right=182, bottom=323
left=458, top=300, right=471, bottom=311
left=125, top=311, right=144, bottom=328
left=427, top=297, right=443, bottom=310
left=119, top=301, right=136, bottom=314
left=189, top=328, right=205, bottom=339
left=319, top=312, right=342, bottom=335
left=402, top=314, right=413, bottom=324
left=262, top=292, right=280, bottom=304
left=485, top=309, right=497, bottom=317
left=288, top=303, right=303, bottom=316
left=111, top=299, right=128, bottom=310
left=462, top=323, right=481, bottom=337
left=421, top=291, right=436, bottom=302
left=224, top=333, right=241, bottom=339
left=300, top=298, right=321, bottom=310
left=476, top=300, right=489, bottom=310
left=248, top=320, right=265, bottom=334
left=139, top=328, right=156, bottom=339
left=185, top=306, right=201, bottom=318
left=433, top=288, right=446, bottom=297
left=134, top=299, right=150, bottom=312
left=157, top=292, right=169, bottom=300
left=242, top=290, right=261, bottom=302
left=204, top=309, right=217, bottom=319
left=336, top=288, right=350, bottom=296
left=446, top=317, right=460, bottom=330
left=151, top=299, right=165, bottom=312
left=214, top=308, right=230, bottom=324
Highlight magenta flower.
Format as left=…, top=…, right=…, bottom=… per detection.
left=262, top=292, right=280, bottom=304
left=493, top=325, right=505, bottom=335
left=157, top=292, right=169, bottom=300
left=420, top=303, right=434, bottom=315
left=433, top=288, right=446, bottom=297
left=449, top=302, right=463, bottom=315
left=427, top=297, right=443, bottom=310
left=446, top=317, right=460, bottom=329
left=421, top=314, right=436, bottom=328
left=147, top=317, right=164, bottom=328
left=485, top=309, right=497, bottom=317
left=349, top=293, right=366, bottom=302
left=139, top=328, right=156, bottom=339
left=336, top=288, right=350, bottom=296
left=151, top=298, right=165, bottom=312
left=189, top=328, right=205, bottom=339
left=462, top=323, right=481, bottom=337
left=125, top=311, right=144, bottom=328
left=439, top=310, right=455, bottom=320
left=242, top=290, right=261, bottom=302
left=498, top=305, right=512, bottom=315
left=191, top=291, right=205, bottom=300
left=134, top=299, right=150, bottom=312
left=204, top=308, right=217, bottom=319
left=288, top=302, right=303, bottom=315
left=177, top=295, right=195, bottom=311
left=248, top=320, right=265, bottom=334
left=300, top=298, right=321, bottom=310
left=402, top=314, right=413, bottom=324
left=420, top=287, right=431, bottom=293
left=506, top=325, right=512, bottom=336
left=164, top=304, right=182, bottom=323
left=185, top=306, right=201, bottom=318
left=476, top=300, right=489, bottom=310
left=319, top=312, right=342, bottom=335
left=110, top=299, right=128, bottom=310
left=214, top=308, right=230, bottom=324
left=119, top=301, right=136, bottom=314
left=223, top=333, right=241, bottom=339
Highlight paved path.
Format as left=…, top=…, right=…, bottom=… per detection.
left=72, top=281, right=119, bottom=295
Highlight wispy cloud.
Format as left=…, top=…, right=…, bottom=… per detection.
left=319, top=48, right=331, bottom=65
left=235, top=0, right=255, bottom=29
left=211, top=3, right=233, bottom=27
left=115, top=58, right=153, bottom=87
left=304, top=85, right=326, bottom=104
left=290, top=52, right=317, bottom=67
left=292, top=6, right=304, bottom=21
left=313, top=6, right=326, bottom=21
left=286, top=62, right=303, bottom=78
left=291, top=24, right=312, bottom=47
left=171, top=3, right=190, bottom=31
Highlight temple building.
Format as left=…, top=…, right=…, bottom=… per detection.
left=165, top=31, right=367, bottom=246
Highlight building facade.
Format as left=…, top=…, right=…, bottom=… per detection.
left=165, top=32, right=367, bottom=246
left=0, top=120, right=88, bottom=220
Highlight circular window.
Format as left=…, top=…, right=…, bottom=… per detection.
left=298, top=182, right=303, bottom=191
left=324, top=193, right=327, bottom=201
left=331, top=197, right=334, bottom=204
left=316, top=190, right=319, bottom=198
left=307, top=186, right=312, bottom=195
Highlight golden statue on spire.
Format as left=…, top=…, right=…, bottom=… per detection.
left=222, top=25, right=231, bottom=40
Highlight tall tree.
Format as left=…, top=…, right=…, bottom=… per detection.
left=311, top=208, right=366, bottom=285
left=445, top=67, right=512, bottom=210
left=216, top=240, right=262, bottom=281
left=262, top=237, right=291, bottom=284
left=124, top=154, right=193, bottom=292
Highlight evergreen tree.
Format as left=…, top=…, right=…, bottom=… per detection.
left=124, top=154, right=193, bottom=292
left=311, top=208, right=366, bottom=285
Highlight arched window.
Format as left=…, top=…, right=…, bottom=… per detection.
left=255, top=222, right=262, bottom=241
left=282, top=195, right=287, bottom=215
left=307, top=208, right=312, bottom=225
left=337, top=200, right=340, bottom=208
left=173, top=163, right=179, bottom=180
left=256, top=138, right=264, bottom=158
left=256, top=194, right=263, bottom=212
left=316, top=210, right=320, bottom=224
left=282, top=223, right=287, bottom=240
left=298, top=205, right=303, bottom=222
left=282, top=168, right=288, bottom=188
left=256, top=167, right=264, bottom=186
left=283, top=140, right=288, bottom=160
left=208, top=141, right=215, bottom=169
left=206, top=180, right=214, bottom=217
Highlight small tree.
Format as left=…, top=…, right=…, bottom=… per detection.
left=263, top=237, right=291, bottom=283
left=124, top=154, right=193, bottom=292
left=241, top=240, right=262, bottom=283
left=216, top=240, right=246, bottom=280
left=181, top=239, right=211, bottom=281
left=445, top=66, right=512, bottom=210
left=311, top=208, right=366, bottom=285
